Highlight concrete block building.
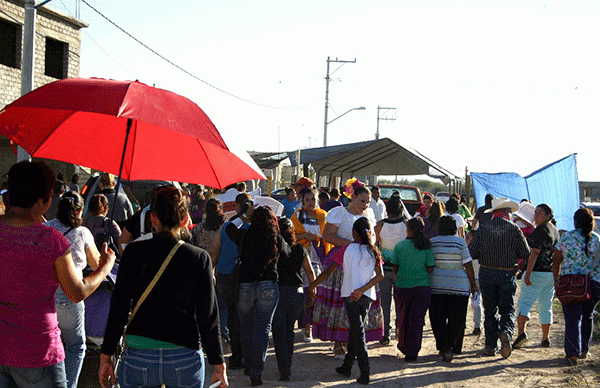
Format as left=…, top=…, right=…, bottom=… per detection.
left=0, top=0, right=87, bottom=178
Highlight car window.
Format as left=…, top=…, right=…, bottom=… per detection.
left=379, top=187, right=418, bottom=202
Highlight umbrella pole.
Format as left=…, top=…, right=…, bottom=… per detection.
left=106, top=118, right=133, bottom=249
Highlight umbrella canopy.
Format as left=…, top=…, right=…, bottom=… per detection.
left=0, top=78, right=265, bottom=189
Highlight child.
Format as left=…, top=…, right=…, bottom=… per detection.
left=308, top=217, right=384, bottom=385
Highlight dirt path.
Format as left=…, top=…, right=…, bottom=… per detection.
left=216, top=292, right=600, bottom=388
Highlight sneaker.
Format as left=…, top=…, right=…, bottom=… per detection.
left=442, top=349, right=453, bottom=362
left=356, top=374, right=370, bottom=385
left=335, top=365, right=352, bottom=377
left=500, top=332, right=512, bottom=358
left=541, top=339, right=551, bottom=348
left=512, top=332, right=528, bottom=349
left=472, top=328, right=481, bottom=336
left=481, top=346, right=496, bottom=356
left=379, top=338, right=390, bottom=346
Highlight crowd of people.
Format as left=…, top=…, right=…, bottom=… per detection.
left=1, top=161, right=599, bottom=388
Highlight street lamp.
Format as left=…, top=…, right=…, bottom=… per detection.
left=323, top=106, right=365, bottom=147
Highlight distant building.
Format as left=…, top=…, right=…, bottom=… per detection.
left=0, top=0, right=87, bottom=178
left=580, top=181, right=600, bottom=202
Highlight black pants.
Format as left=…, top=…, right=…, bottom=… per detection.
left=429, top=293, right=469, bottom=354
left=342, top=296, right=372, bottom=376
left=217, top=273, right=243, bottom=364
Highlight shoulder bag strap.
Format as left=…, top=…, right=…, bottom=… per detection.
left=125, top=240, right=184, bottom=332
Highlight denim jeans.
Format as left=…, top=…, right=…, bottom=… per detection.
left=471, top=277, right=482, bottom=329
left=479, top=267, right=517, bottom=350
left=214, top=273, right=230, bottom=339
left=238, top=280, right=279, bottom=377
left=342, top=296, right=372, bottom=376
left=118, top=347, right=204, bottom=388
left=217, top=273, right=242, bottom=365
left=0, top=361, right=67, bottom=388
left=561, top=280, right=600, bottom=358
left=379, top=269, right=396, bottom=340
left=272, top=286, right=304, bottom=379
left=55, top=288, right=86, bottom=388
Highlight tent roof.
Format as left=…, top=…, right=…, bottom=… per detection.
left=247, top=151, right=289, bottom=170
left=286, top=138, right=457, bottom=180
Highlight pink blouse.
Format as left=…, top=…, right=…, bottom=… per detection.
left=0, top=220, right=70, bottom=367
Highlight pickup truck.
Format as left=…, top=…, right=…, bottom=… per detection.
left=376, top=184, right=423, bottom=216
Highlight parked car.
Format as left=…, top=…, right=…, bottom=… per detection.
left=435, top=191, right=450, bottom=203
left=270, top=188, right=287, bottom=202
left=376, top=184, right=423, bottom=216
left=581, top=202, right=600, bottom=232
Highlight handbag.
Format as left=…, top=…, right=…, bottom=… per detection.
left=555, top=274, right=591, bottom=304
left=111, top=240, right=184, bottom=386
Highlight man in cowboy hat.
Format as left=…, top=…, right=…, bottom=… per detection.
left=468, top=197, right=531, bottom=359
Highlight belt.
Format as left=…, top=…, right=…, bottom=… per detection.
left=480, top=264, right=517, bottom=271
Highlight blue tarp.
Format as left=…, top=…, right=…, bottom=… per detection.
left=471, top=154, right=579, bottom=231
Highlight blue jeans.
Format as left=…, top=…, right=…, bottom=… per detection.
left=379, top=269, right=396, bottom=340
left=561, top=280, right=600, bottom=358
left=238, top=280, right=279, bottom=377
left=118, top=347, right=205, bottom=388
left=272, top=286, right=304, bottom=379
left=214, top=274, right=230, bottom=339
left=479, top=267, right=517, bottom=350
left=55, top=288, right=85, bottom=388
left=0, top=362, right=67, bottom=388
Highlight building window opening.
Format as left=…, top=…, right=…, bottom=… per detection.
left=44, top=37, right=68, bottom=79
left=0, top=19, right=21, bottom=69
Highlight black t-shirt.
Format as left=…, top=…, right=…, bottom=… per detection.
left=239, top=234, right=290, bottom=283
left=474, top=205, right=493, bottom=226
left=123, top=210, right=152, bottom=241
left=525, top=222, right=560, bottom=272
left=277, top=244, right=307, bottom=287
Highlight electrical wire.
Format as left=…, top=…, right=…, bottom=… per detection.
left=80, top=0, right=294, bottom=109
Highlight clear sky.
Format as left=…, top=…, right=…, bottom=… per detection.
left=50, top=0, right=600, bottom=181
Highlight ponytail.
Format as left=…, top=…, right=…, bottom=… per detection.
left=407, top=217, right=431, bottom=251
left=352, top=217, right=382, bottom=263
left=56, top=191, right=83, bottom=228
left=574, top=208, right=595, bottom=256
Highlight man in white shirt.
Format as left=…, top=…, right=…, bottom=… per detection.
left=369, top=186, right=387, bottom=221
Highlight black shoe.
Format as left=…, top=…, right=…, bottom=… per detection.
left=356, top=374, right=370, bottom=385
left=279, top=375, right=290, bottom=382
left=404, top=355, right=417, bottom=362
left=244, top=368, right=251, bottom=376
left=541, top=339, right=551, bottom=347
left=228, top=356, right=244, bottom=370
left=472, top=328, right=481, bottom=336
left=512, top=332, right=528, bottom=349
left=250, top=376, right=263, bottom=387
left=335, top=365, right=352, bottom=377
left=442, top=350, right=453, bottom=362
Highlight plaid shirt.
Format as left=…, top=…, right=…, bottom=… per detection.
left=468, top=216, right=531, bottom=269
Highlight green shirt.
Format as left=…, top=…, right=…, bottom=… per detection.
left=391, top=239, right=435, bottom=288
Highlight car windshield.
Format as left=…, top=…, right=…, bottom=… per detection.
left=379, top=187, right=418, bottom=202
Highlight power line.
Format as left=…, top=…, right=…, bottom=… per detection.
left=80, top=0, right=294, bottom=109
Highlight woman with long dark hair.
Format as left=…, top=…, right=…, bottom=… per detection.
left=390, top=216, right=435, bottom=362
left=191, top=197, right=225, bottom=250
left=374, top=194, right=408, bottom=346
left=309, top=217, right=384, bottom=385
left=317, top=179, right=383, bottom=359
left=513, top=204, right=560, bottom=350
left=291, top=187, right=331, bottom=341
left=99, top=186, right=228, bottom=388
left=272, top=218, right=316, bottom=382
left=553, top=207, right=600, bottom=364
left=238, top=206, right=290, bottom=386
left=45, top=191, right=103, bottom=388
left=424, top=201, right=445, bottom=239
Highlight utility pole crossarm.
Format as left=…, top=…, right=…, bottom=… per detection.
left=375, top=106, right=396, bottom=140
left=323, top=57, right=357, bottom=147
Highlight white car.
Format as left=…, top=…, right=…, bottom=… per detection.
left=435, top=191, right=450, bottom=203
left=581, top=202, right=600, bottom=232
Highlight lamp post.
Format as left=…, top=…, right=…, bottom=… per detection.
left=323, top=107, right=365, bottom=147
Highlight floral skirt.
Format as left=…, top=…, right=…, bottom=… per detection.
left=311, top=246, right=383, bottom=342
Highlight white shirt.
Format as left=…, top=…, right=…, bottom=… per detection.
left=326, top=206, right=377, bottom=241
left=446, top=212, right=466, bottom=236
left=369, top=197, right=387, bottom=222
left=338, top=243, right=379, bottom=301
left=45, top=219, right=94, bottom=271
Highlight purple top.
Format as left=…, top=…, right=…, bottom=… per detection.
left=0, top=220, right=70, bottom=367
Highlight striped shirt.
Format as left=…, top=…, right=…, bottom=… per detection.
left=430, top=235, right=472, bottom=295
left=468, top=216, right=531, bottom=269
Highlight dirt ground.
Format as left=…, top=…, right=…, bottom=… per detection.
left=80, top=289, right=600, bottom=388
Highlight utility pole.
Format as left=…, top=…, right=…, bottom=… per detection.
left=376, top=106, right=396, bottom=140
left=323, top=57, right=356, bottom=147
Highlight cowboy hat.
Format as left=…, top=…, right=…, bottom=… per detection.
left=484, top=197, right=519, bottom=213
left=513, top=201, right=535, bottom=226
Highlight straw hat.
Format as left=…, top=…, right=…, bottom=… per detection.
left=484, top=197, right=519, bottom=213
left=513, top=201, right=536, bottom=226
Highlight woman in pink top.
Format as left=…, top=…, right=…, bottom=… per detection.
left=0, top=161, right=115, bottom=388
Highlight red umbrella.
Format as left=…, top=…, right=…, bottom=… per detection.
left=0, top=78, right=265, bottom=189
